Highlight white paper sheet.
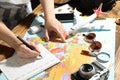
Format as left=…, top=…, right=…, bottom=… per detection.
left=0, top=44, right=60, bottom=80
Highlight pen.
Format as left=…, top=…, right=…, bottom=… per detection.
left=17, top=36, right=34, bottom=50
left=0, top=69, right=2, bottom=74
left=16, top=36, right=42, bottom=57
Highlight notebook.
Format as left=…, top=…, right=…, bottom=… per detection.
left=0, top=44, right=60, bottom=80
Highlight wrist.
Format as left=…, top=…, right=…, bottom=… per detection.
left=44, top=13, right=56, bottom=21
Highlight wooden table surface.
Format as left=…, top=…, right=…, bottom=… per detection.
left=0, top=0, right=120, bottom=80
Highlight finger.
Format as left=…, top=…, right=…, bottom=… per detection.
left=23, top=50, right=39, bottom=58
left=55, top=30, right=66, bottom=42
left=57, top=27, right=66, bottom=42
left=16, top=44, right=39, bottom=58
left=17, top=51, right=32, bottom=59
left=44, top=29, right=49, bottom=41
left=20, top=54, right=36, bottom=59
left=30, top=50, right=40, bottom=57
left=22, top=45, right=40, bottom=58
left=29, top=41, right=40, bottom=53
left=60, top=34, right=66, bottom=42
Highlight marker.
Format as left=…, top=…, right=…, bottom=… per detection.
left=16, top=36, right=42, bottom=57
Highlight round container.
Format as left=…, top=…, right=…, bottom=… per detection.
left=89, top=41, right=102, bottom=52
left=83, top=33, right=96, bottom=43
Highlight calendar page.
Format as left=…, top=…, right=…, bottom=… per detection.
left=0, top=44, right=60, bottom=80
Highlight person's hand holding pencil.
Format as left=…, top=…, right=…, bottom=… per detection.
left=16, top=36, right=41, bottom=58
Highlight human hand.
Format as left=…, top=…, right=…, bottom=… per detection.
left=15, top=42, right=40, bottom=58
left=44, top=18, right=66, bottom=42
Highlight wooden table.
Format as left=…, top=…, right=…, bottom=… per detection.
left=0, top=0, right=120, bottom=80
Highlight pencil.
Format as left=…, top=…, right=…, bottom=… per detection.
left=16, top=36, right=42, bottom=57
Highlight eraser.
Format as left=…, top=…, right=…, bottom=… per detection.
left=29, top=25, right=42, bottom=34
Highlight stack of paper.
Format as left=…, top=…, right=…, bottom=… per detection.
left=0, top=44, right=60, bottom=80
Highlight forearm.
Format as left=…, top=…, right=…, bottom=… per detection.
left=0, top=21, right=22, bottom=49
left=39, top=0, right=66, bottom=42
left=40, top=0, right=55, bottom=20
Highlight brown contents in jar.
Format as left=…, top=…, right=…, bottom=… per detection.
left=85, top=33, right=96, bottom=40
left=89, top=41, right=102, bottom=51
